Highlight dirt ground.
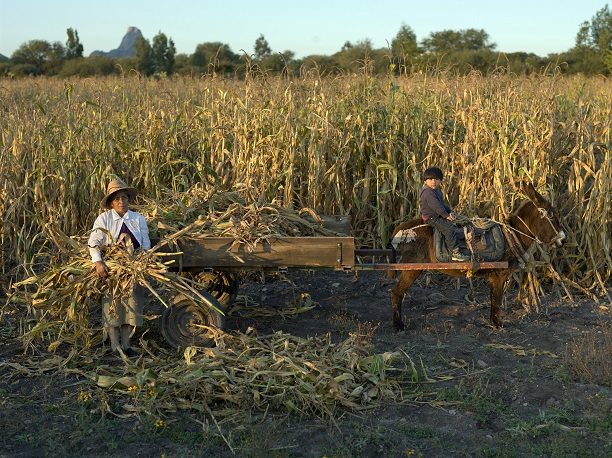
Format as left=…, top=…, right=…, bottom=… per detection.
left=1, top=268, right=611, bottom=457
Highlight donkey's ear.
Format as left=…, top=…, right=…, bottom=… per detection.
left=523, top=180, right=546, bottom=205
left=522, top=179, right=536, bottom=198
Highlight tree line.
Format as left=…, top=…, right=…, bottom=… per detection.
left=2, top=5, right=612, bottom=78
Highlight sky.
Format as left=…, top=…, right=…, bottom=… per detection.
left=0, top=1, right=608, bottom=59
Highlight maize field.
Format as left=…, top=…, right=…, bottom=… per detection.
left=1, top=70, right=612, bottom=457
left=1, top=69, right=610, bottom=299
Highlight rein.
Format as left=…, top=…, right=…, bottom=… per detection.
left=500, top=224, right=529, bottom=267
left=535, top=207, right=565, bottom=245
left=499, top=204, right=563, bottom=266
left=515, top=205, right=563, bottom=245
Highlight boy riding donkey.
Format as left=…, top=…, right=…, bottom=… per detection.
left=419, top=166, right=470, bottom=262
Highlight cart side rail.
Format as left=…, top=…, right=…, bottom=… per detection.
left=154, top=236, right=356, bottom=270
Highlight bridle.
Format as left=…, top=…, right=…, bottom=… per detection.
left=536, top=207, right=566, bottom=246
left=501, top=203, right=565, bottom=266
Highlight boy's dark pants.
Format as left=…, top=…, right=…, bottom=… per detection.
left=425, top=215, right=459, bottom=252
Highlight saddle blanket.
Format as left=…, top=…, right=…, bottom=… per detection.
left=433, top=217, right=505, bottom=262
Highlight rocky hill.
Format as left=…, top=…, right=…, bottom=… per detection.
left=90, top=26, right=143, bottom=58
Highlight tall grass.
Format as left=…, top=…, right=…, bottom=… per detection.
left=1, top=69, right=611, bottom=301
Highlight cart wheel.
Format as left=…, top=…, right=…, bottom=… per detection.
left=161, top=292, right=225, bottom=349
left=194, top=272, right=239, bottom=310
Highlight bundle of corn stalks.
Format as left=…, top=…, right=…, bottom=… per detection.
left=94, top=328, right=410, bottom=423
left=12, top=222, right=217, bottom=352
left=11, top=186, right=349, bottom=352
left=2, top=326, right=457, bottom=429
left=137, top=186, right=347, bottom=251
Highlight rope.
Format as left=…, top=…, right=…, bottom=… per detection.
left=459, top=216, right=535, bottom=267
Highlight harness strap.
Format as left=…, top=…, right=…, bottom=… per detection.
left=502, top=226, right=528, bottom=267
left=463, top=225, right=475, bottom=258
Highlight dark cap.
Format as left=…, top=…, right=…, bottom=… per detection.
left=423, top=167, right=443, bottom=181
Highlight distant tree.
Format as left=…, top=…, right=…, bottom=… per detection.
left=421, top=28, right=496, bottom=53
left=9, top=63, right=41, bottom=77
left=151, top=31, right=176, bottom=74
left=46, top=41, right=67, bottom=74
left=576, top=4, right=612, bottom=51
left=574, top=4, right=612, bottom=73
left=60, top=55, right=116, bottom=77
left=421, top=30, right=457, bottom=53
left=501, top=52, right=549, bottom=75
left=439, top=48, right=497, bottom=74
left=189, top=45, right=207, bottom=69
left=261, top=50, right=295, bottom=74
left=134, top=36, right=153, bottom=75
left=335, top=39, right=376, bottom=73
left=254, top=34, right=272, bottom=60
left=115, top=56, right=140, bottom=75
left=65, top=28, right=83, bottom=59
left=12, top=40, right=53, bottom=68
left=462, top=29, right=496, bottom=51
left=0, top=61, right=11, bottom=77
left=172, top=53, right=190, bottom=75
left=189, top=42, right=239, bottom=75
left=391, top=23, right=419, bottom=56
left=11, top=39, right=65, bottom=75
left=341, top=41, right=354, bottom=52
left=299, top=55, right=340, bottom=76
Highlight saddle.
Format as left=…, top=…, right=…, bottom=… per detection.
left=433, top=217, right=505, bottom=262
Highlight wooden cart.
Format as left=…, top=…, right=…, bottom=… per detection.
left=154, top=216, right=507, bottom=348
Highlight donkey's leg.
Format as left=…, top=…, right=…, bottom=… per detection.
left=391, top=270, right=422, bottom=331
left=488, top=270, right=510, bottom=328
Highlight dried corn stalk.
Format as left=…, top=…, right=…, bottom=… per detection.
left=12, top=222, right=218, bottom=351
left=137, top=187, right=347, bottom=252
left=95, top=328, right=406, bottom=421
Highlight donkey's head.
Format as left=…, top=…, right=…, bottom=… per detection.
left=516, top=181, right=566, bottom=247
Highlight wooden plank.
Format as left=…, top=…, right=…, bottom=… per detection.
left=356, top=261, right=509, bottom=271
left=156, top=236, right=355, bottom=269
left=355, top=248, right=395, bottom=257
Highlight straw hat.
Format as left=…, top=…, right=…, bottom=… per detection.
left=101, top=179, right=138, bottom=209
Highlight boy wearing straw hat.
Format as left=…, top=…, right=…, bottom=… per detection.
left=88, top=179, right=151, bottom=357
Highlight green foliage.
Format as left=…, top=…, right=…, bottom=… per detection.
left=4, top=6, right=612, bottom=78
left=421, top=28, right=496, bottom=53
left=576, top=4, right=612, bottom=52
left=391, top=22, right=418, bottom=56
left=151, top=32, right=176, bottom=75
left=259, top=51, right=295, bottom=74
left=254, top=34, right=272, bottom=60
left=0, top=62, right=11, bottom=77
left=114, top=56, right=140, bottom=75
left=299, top=55, right=339, bottom=76
left=8, top=63, right=40, bottom=76
left=333, top=40, right=385, bottom=74
left=437, top=49, right=497, bottom=74
left=574, top=4, right=612, bottom=74
left=134, top=36, right=153, bottom=75
left=59, top=55, right=117, bottom=77
left=188, top=42, right=240, bottom=76
left=10, top=39, right=65, bottom=75
left=65, top=28, right=83, bottom=60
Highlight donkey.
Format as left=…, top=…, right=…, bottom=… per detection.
left=389, top=181, right=566, bottom=331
